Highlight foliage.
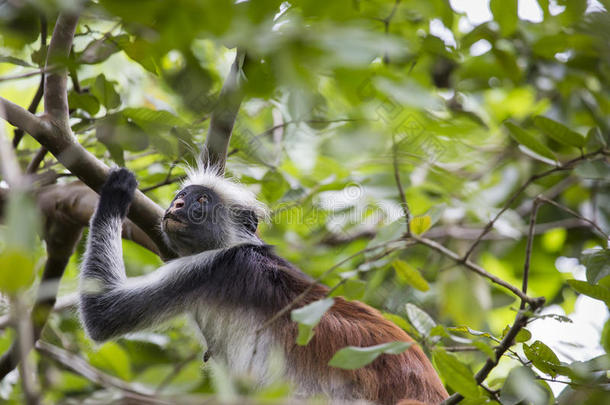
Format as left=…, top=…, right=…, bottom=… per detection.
left=1, top=0, right=610, bottom=404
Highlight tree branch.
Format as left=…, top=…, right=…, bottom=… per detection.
left=44, top=13, right=78, bottom=129
left=521, top=199, right=541, bottom=310
left=393, top=135, right=411, bottom=235
left=35, top=341, right=165, bottom=403
left=411, top=234, right=540, bottom=305
left=462, top=150, right=607, bottom=260
left=0, top=97, right=50, bottom=141
left=201, top=48, right=245, bottom=172
left=1, top=14, right=174, bottom=258
left=442, top=299, right=545, bottom=404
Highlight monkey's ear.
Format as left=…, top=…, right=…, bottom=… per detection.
left=234, top=209, right=258, bottom=234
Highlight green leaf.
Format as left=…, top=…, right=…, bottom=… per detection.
left=0, top=192, right=41, bottom=294
left=91, top=74, right=121, bottom=110
left=291, top=298, right=334, bottom=346
left=0, top=250, right=36, bottom=294
left=568, top=279, right=610, bottom=306
left=500, top=366, right=550, bottom=405
left=541, top=228, right=567, bottom=253
left=79, top=35, right=125, bottom=64
left=118, top=37, right=158, bottom=74
left=261, top=170, right=289, bottom=203
left=87, top=342, right=132, bottom=381
left=393, top=260, right=430, bottom=291
left=410, top=215, right=432, bottom=235
left=432, top=349, right=480, bottom=398
left=68, top=91, right=100, bottom=115
left=296, top=323, right=315, bottom=346
left=574, top=160, right=610, bottom=180
left=406, top=303, right=436, bottom=336
left=582, top=248, right=610, bottom=284
left=472, top=341, right=495, bottom=360
left=533, top=116, right=586, bottom=148
left=504, top=121, right=557, bottom=163
left=585, top=127, right=607, bottom=151
left=382, top=313, right=421, bottom=339
left=328, top=341, right=412, bottom=370
left=490, top=0, right=518, bottom=36
left=523, top=340, right=565, bottom=377
left=514, top=328, right=532, bottom=343
left=602, top=319, right=610, bottom=354
left=121, top=107, right=186, bottom=128
left=332, top=278, right=367, bottom=300
left=448, top=326, right=494, bottom=339
left=0, top=55, right=33, bottom=67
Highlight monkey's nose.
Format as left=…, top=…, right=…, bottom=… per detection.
left=169, top=198, right=185, bottom=213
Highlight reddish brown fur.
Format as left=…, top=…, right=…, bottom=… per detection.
left=277, top=284, right=448, bottom=405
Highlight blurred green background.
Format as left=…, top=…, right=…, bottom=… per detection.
left=0, top=0, right=609, bottom=404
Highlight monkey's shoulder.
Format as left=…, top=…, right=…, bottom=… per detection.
left=202, top=244, right=314, bottom=310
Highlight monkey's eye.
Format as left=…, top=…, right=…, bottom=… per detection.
left=198, top=195, right=209, bottom=204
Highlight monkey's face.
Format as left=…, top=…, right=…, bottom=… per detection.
left=162, top=185, right=230, bottom=255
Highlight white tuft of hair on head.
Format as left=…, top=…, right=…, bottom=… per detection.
left=181, top=161, right=269, bottom=223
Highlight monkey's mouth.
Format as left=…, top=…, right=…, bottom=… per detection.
left=163, top=213, right=186, bottom=226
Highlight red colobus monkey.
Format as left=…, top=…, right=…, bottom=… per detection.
left=80, top=167, right=448, bottom=404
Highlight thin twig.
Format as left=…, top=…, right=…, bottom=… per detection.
left=521, top=199, right=541, bottom=310
left=0, top=66, right=57, bottom=82
left=25, top=147, right=48, bottom=174
left=142, top=175, right=186, bottom=193
left=537, top=195, right=609, bottom=241
left=379, top=0, right=401, bottom=64
left=393, top=135, right=411, bottom=235
left=442, top=300, right=544, bottom=405
left=462, top=150, right=606, bottom=260
left=412, top=234, right=539, bottom=305
left=35, top=341, right=168, bottom=403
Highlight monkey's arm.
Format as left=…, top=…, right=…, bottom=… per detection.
left=79, top=169, right=205, bottom=341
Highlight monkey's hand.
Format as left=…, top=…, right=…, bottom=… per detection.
left=98, top=168, right=138, bottom=219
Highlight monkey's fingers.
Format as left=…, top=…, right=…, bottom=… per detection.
left=98, top=168, right=138, bottom=218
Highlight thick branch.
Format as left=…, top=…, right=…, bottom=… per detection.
left=37, top=182, right=160, bottom=254
left=0, top=97, right=50, bottom=140
left=201, top=49, right=245, bottom=172
left=44, top=13, right=78, bottom=129
left=0, top=21, right=173, bottom=257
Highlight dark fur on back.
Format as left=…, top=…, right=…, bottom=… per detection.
left=200, top=244, right=448, bottom=404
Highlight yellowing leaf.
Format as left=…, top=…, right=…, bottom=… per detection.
left=410, top=215, right=431, bottom=235
left=0, top=250, right=36, bottom=294
left=393, top=260, right=430, bottom=291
